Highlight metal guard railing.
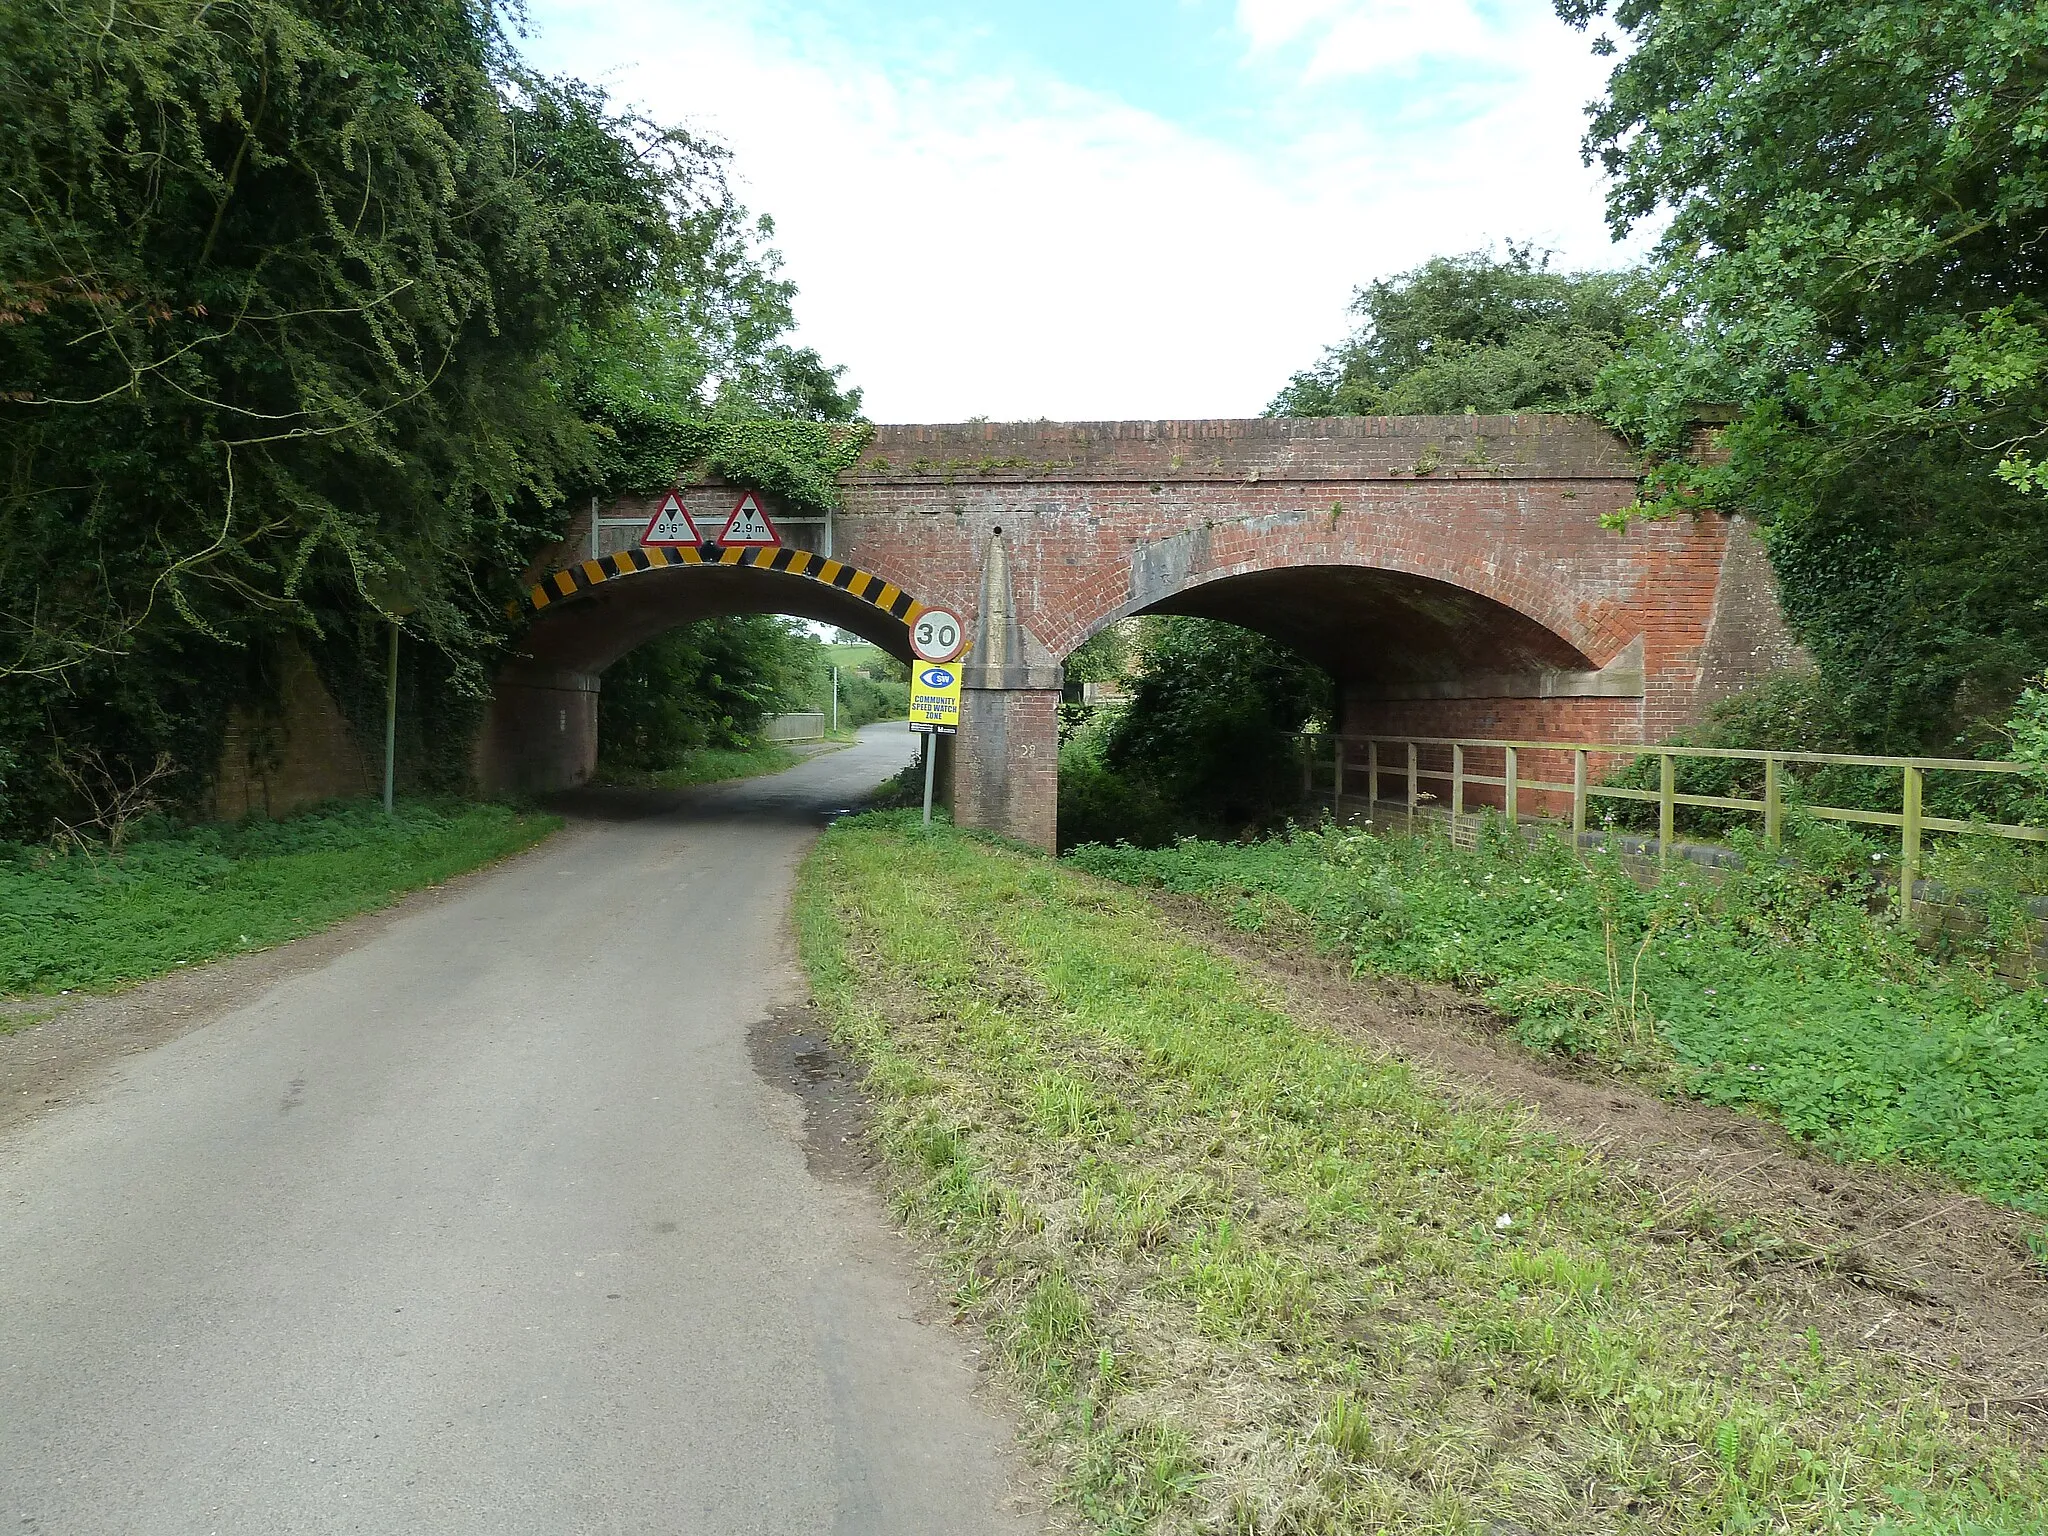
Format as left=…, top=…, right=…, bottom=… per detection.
left=1302, top=733, right=2045, bottom=916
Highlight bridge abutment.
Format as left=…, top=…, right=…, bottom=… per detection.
left=474, top=666, right=599, bottom=797
left=953, top=687, right=1061, bottom=850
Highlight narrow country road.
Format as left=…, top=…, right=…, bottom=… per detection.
left=0, top=725, right=1043, bottom=1534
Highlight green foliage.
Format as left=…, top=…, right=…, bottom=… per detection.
left=1269, top=244, right=1653, bottom=417
left=801, top=816, right=2048, bottom=1534
left=1561, top=0, right=2048, bottom=750
left=0, top=0, right=867, bottom=839
left=1089, top=617, right=1329, bottom=836
left=0, top=798, right=556, bottom=994
left=818, top=642, right=909, bottom=728
left=597, top=616, right=821, bottom=772
left=1057, top=722, right=1178, bottom=854
left=1073, top=824, right=2048, bottom=1215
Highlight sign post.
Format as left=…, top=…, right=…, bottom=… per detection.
left=920, top=733, right=937, bottom=827
left=907, top=659, right=963, bottom=828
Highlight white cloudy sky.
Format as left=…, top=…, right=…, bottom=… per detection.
left=518, top=0, right=1642, bottom=423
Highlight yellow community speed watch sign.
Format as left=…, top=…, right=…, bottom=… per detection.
left=908, top=662, right=962, bottom=734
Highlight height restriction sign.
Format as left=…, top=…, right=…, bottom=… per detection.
left=908, top=663, right=962, bottom=734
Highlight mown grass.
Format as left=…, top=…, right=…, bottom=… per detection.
left=594, top=741, right=800, bottom=788
left=0, top=799, right=557, bottom=995
left=1069, top=822, right=2048, bottom=1218
left=798, top=814, right=2048, bottom=1535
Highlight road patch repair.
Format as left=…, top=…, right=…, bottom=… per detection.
left=796, top=812, right=2048, bottom=1535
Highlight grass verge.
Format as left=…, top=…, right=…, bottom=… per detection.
left=595, top=741, right=800, bottom=788
left=798, top=813, right=2048, bottom=1535
left=1, top=798, right=558, bottom=995
left=1071, top=823, right=2048, bottom=1219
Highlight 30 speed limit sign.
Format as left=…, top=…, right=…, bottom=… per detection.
left=908, top=607, right=966, bottom=663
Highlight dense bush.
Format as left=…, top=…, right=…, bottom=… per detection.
left=1054, top=617, right=1327, bottom=850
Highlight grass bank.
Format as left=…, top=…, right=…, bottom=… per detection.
left=595, top=741, right=800, bottom=788
left=1070, top=824, right=2048, bottom=1219
left=0, top=799, right=557, bottom=995
left=798, top=815, right=2048, bottom=1535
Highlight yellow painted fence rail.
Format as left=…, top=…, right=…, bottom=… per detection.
left=1301, top=733, right=2045, bottom=917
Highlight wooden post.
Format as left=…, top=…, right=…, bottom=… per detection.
left=1301, top=735, right=1313, bottom=804
left=1406, top=741, right=1418, bottom=832
left=1504, top=746, right=1519, bottom=827
left=1764, top=756, right=1783, bottom=847
left=1368, top=739, right=1380, bottom=816
left=1572, top=749, right=1588, bottom=845
left=1451, top=743, right=1465, bottom=844
left=1333, top=737, right=1345, bottom=820
left=1659, top=753, right=1676, bottom=863
left=1900, top=765, right=1923, bottom=919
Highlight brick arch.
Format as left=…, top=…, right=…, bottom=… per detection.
left=1046, top=531, right=1627, bottom=678
left=512, top=543, right=937, bottom=677
left=1057, top=556, right=1607, bottom=683
left=526, top=542, right=929, bottom=633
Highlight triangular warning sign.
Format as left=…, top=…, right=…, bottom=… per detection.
left=641, top=492, right=701, bottom=546
left=718, top=492, right=781, bottom=547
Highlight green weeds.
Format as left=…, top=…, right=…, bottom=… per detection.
left=799, top=814, right=2048, bottom=1534
left=1073, top=822, right=2048, bottom=1216
left=0, top=799, right=556, bottom=994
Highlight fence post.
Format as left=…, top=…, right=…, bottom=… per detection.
left=1572, top=749, right=1588, bottom=845
left=1406, top=741, right=1419, bottom=832
left=1504, top=746, right=1519, bottom=827
left=1368, top=739, right=1380, bottom=814
left=1333, top=737, right=1345, bottom=820
left=1452, top=743, right=1465, bottom=844
left=1900, top=765, right=1924, bottom=920
left=1659, top=753, right=1676, bottom=863
left=1764, top=756, right=1783, bottom=848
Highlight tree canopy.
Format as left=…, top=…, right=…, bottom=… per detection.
left=1269, top=245, right=1651, bottom=417
left=0, top=0, right=861, bottom=835
left=1560, top=0, right=2048, bottom=749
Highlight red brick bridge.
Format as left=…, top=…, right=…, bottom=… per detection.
left=481, top=415, right=1801, bottom=849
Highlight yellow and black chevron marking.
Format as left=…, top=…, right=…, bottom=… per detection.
left=524, top=543, right=927, bottom=627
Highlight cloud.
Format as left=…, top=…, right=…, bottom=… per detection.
left=1238, top=0, right=1508, bottom=73
left=522, top=0, right=1635, bottom=423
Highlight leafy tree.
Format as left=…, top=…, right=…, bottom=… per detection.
left=1560, top=0, right=2048, bottom=750
left=0, top=0, right=866, bottom=836
left=1270, top=245, right=1652, bottom=416
left=0, top=0, right=723, bottom=832
left=598, top=616, right=822, bottom=771
left=1100, top=618, right=1329, bottom=826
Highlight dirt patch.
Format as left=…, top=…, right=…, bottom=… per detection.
left=1152, top=890, right=2048, bottom=1427
left=0, top=825, right=577, bottom=1142
left=749, top=1002, right=877, bottom=1183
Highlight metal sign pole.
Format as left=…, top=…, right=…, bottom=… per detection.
left=382, top=618, right=400, bottom=814
left=830, top=666, right=839, bottom=734
left=921, top=732, right=936, bottom=827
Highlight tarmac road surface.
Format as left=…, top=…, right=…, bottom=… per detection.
left=0, top=724, right=1045, bottom=1534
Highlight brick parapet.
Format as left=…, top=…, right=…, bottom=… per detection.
left=856, top=414, right=1643, bottom=483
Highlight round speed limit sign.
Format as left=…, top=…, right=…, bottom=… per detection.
left=908, top=607, right=966, bottom=663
